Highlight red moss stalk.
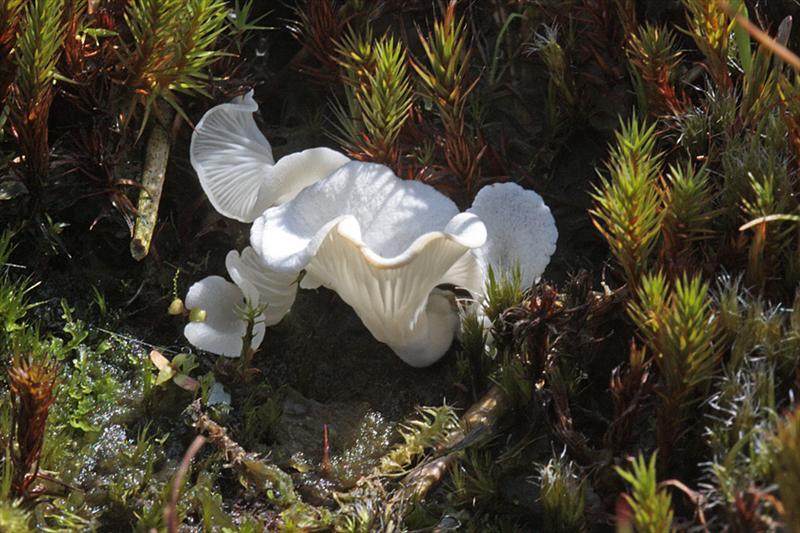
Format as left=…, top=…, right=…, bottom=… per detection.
left=8, top=354, right=59, bottom=500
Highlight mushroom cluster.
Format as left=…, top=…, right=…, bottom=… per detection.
left=184, top=92, right=557, bottom=367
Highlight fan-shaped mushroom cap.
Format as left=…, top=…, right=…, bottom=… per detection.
left=183, top=247, right=298, bottom=357
left=251, top=161, right=487, bottom=367
left=467, top=182, right=558, bottom=288
left=183, top=275, right=266, bottom=358
left=190, top=90, right=350, bottom=222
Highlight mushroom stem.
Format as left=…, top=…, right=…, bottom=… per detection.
left=396, top=384, right=509, bottom=501
left=131, top=105, right=174, bottom=261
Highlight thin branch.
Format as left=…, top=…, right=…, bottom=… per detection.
left=165, top=434, right=206, bottom=533
left=717, top=0, right=800, bottom=70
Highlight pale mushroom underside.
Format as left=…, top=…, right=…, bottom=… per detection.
left=467, top=181, right=558, bottom=288
left=190, top=90, right=349, bottom=222
left=225, top=247, right=298, bottom=326
left=251, top=161, right=488, bottom=366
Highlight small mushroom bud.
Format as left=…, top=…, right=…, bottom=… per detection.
left=189, top=308, right=207, bottom=322
left=168, top=297, right=186, bottom=315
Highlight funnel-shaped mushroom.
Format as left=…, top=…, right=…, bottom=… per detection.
left=183, top=247, right=298, bottom=357
left=190, top=90, right=350, bottom=222
left=251, top=161, right=487, bottom=367
left=468, top=182, right=558, bottom=287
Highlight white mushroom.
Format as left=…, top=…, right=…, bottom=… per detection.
left=183, top=247, right=298, bottom=357
left=251, top=161, right=487, bottom=367
left=467, top=182, right=558, bottom=288
left=190, top=90, right=350, bottom=222
left=188, top=92, right=557, bottom=366
left=183, top=275, right=265, bottom=358
left=225, top=247, right=298, bottom=326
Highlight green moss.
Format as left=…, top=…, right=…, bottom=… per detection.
left=538, top=456, right=586, bottom=533
left=615, top=453, right=674, bottom=533
left=0, top=500, right=31, bottom=533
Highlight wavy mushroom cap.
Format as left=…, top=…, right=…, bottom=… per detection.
left=251, top=162, right=474, bottom=269
left=190, top=90, right=350, bottom=222
left=183, top=275, right=266, bottom=358
left=251, top=161, right=488, bottom=366
left=468, top=182, right=558, bottom=288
